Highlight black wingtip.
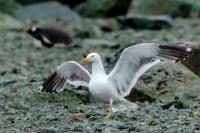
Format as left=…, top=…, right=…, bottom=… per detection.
left=159, top=45, right=190, bottom=52
left=41, top=72, right=59, bottom=92
left=159, top=45, right=193, bottom=62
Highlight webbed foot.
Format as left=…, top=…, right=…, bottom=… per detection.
left=103, top=107, right=112, bottom=122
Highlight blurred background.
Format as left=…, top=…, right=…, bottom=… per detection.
left=0, top=0, right=200, bottom=132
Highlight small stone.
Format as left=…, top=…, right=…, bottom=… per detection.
left=71, top=113, right=86, bottom=121
left=189, top=111, right=198, bottom=118
left=39, top=127, right=59, bottom=133
left=45, top=115, right=59, bottom=122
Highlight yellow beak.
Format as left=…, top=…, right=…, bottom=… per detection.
left=81, top=58, right=90, bottom=64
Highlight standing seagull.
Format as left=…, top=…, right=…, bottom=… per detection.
left=40, top=43, right=192, bottom=121
left=21, top=26, right=76, bottom=48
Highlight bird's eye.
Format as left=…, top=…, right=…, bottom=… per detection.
left=91, top=55, right=94, bottom=58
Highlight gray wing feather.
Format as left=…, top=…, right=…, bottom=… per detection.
left=41, top=61, right=91, bottom=92
left=108, top=43, right=192, bottom=97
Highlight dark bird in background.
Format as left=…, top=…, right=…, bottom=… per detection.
left=21, top=26, right=78, bottom=48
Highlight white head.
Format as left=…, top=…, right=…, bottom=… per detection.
left=81, top=53, right=101, bottom=64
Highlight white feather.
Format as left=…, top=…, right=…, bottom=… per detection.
left=42, top=43, right=190, bottom=113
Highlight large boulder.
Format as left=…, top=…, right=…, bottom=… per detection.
left=15, top=1, right=80, bottom=22
left=118, top=15, right=174, bottom=30
left=16, top=0, right=86, bottom=7
left=0, top=0, right=18, bottom=14
left=128, top=0, right=200, bottom=18
left=75, top=0, right=131, bottom=17
left=0, top=12, right=23, bottom=29
left=182, top=47, right=200, bottom=77
left=134, top=63, right=200, bottom=102
left=67, top=18, right=121, bottom=38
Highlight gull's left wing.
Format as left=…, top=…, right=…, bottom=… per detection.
left=41, top=61, right=91, bottom=92
left=108, top=43, right=192, bottom=97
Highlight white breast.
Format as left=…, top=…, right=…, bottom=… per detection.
left=88, top=75, right=118, bottom=102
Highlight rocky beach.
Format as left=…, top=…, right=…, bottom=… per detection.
left=0, top=0, right=200, bottom=132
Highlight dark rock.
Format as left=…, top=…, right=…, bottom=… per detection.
left=128, top=0, right=200, bottom=18
left=147, top=119, right=159, bottom=126
left=85, top=110, right=102, bottom=117
left=0, top=80, right=16, bottom=86
left=38, top=127, right=59, bottom=133
left=60, top=0, right=86, bottom=7
left=0, top=71, right=7, bottom=76
left=125, top=89, right=155, bottom=102
left=0, top=0, right=18, bottom=14
left=11, top=68, right=21, bottom=74
left=15, top=2, right=80, bottom=22
left=172, top=1, right=193, bottom=18
left=63, top=104, right=69, bottom=109
left=182, top=48, right=200, bottom=77
left=16, top=0, right=86, bottom=7
left=75, top=0, right=131, bottom=17
left=118, top=15, right=174, bottom=30
left=161, top=100, right=187, bottom=109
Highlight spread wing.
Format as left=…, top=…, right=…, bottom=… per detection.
left=41, top=61, right=91, bottom=92
left=108, top=43, right=192, bottom=97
